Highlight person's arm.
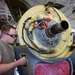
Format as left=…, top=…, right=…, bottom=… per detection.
left=0, top=55, right=26, bottom=74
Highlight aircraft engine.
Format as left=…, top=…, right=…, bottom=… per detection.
left=15, top=3, right=74, bottom=75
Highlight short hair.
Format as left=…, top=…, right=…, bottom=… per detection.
left=1, top=23, right=16, bottom=34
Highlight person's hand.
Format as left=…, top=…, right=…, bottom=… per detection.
left=18, top=57, right=27, bottom=66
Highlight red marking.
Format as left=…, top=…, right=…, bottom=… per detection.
left=33, top=24, right=37, bottom=27
left=47, top=11, right=51, bottom=14
left=46, top=18, right=51, bottom=22
left=45, top=24, right=48, bottom=28
left=41, top=24, right=45, bottom=29
left=35, top=61, right=70, bottom=75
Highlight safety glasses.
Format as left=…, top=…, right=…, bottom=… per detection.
left=4, top=32, right=17, bottom=38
